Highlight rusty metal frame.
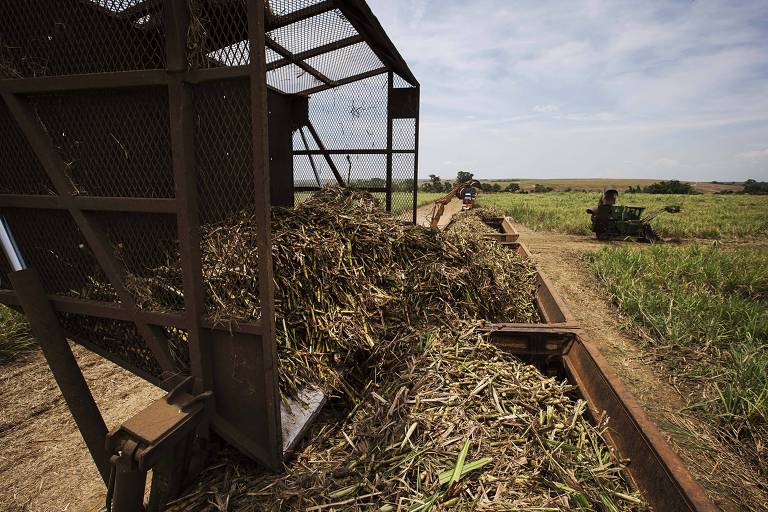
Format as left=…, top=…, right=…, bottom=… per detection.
left=0, top=0, right=418, bottom=504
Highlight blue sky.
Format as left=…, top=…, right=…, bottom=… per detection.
left=368, top=0, right=768, bottom=181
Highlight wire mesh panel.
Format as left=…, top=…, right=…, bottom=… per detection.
left=305, top=73, right=388, bottom=149
left=28, top=87, right=174, bottom=198
left=194, top=79, right=256, bottom=225
left=58, top=313, right=164, bottom=376
left=94, top=212, right=183, bottom=310
left=0, top=102, right=56, bottom=195
left=0, top=252, right=13, bottom=291
left=0, top=0, right=165, bottom=78
left=0, top=208, right=117, bottom=299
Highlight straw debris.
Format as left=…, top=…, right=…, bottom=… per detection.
left=168, top=326, right=647, bottom=511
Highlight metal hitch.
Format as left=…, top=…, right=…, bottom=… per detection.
left=105, top=377, right=212, bottom=512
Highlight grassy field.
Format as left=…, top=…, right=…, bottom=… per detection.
left=476, top=191, right=768, bottom=239
left=420, top=179, right=744, bottom=193
left=416, top=191, right=447, bottom=207
left=587, top=245, right=768, bottom=458
left=482, top=179, right=743, bottom=193
left=0, top=305, right=33, bottom=364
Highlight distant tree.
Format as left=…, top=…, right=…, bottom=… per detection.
left=743, top=179, right=768, bottom=195
left=421, top=174, right=444, bottom=192
left=533, top=184, right=554, bottom=193
left=644, top=180, right=698, bottom=194
left=504, top=182, right=521, bottom=193
left=455, top=171, right=474, bottom=184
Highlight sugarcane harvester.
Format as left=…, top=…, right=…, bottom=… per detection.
left=587, top=188, right=681, bottom=242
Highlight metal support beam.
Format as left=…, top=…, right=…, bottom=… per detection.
left=0, top=92, right=177, bottom=375
left=385, top=72, right=394, bottom=212
left=293, top=148, right=414, bottom=155
left=265, top=36, right=333, bottom=86
left=247, top=0, right=283, bottom=471
left=304, top=121, right=345, bottom=186
left=267, top=35, right=364, bottom=71
left=0, top=70, right=169, bottom=94
left=0, top=195, right=177, bottom=213
left=300, top=67, right=387, bottom=95
left=265, top=0, right=337, bottom=31
left=298, top=127, right=322, bottom=187
left=164, top=0, right=214, bottom=395
left=412, top=86, right=421, bottom=224
left=9, top=269, right=110, bottom=483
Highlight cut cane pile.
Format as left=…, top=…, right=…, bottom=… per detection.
left=123, top=188, right=540, bottom=398
left=168, top=326, right=647, bottom=511
left=78, top=188, right=646, bottom=509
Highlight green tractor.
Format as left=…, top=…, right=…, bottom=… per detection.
left=586, top=188, right=681, bottom=243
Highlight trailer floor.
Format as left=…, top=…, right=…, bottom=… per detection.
left=510, top=223, right=768, bottom=512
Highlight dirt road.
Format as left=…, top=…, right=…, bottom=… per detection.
left=0, top=347, right=163, bottom=511
left=414, top=197, right=463, bottom=228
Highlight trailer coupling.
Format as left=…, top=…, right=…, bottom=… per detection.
left=105, top=377, right=213, bottom=512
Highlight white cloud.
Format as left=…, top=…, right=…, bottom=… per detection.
left=737, top=148, right=768, bottom=161
left=653, top=158, right=680, bottom=168
left=368, top=0, right=768, bottom=181
left=532, top=104, right=559, bottom=113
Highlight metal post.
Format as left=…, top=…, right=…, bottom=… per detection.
left=8, top=268, right=110, bottom=483
left=248, top=0, right=284, bottom=471
left=305, top=121, right=346, bottom=187
left=412, top=85, right=421, bottom=224
left=385, top=72, right=394, bottom=213
left=164, top=0, right=213, bottom=395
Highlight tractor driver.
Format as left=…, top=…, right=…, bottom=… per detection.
left=600, top=187, right=618, bottom=206
left=588, top=186, right=619, bottom=231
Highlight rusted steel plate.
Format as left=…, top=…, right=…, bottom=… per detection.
left=564, top=337, right=718, bottom=512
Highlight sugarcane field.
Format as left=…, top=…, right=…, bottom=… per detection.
left=1, top=1, right=768, bottom=511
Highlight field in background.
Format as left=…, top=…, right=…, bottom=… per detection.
left=475, top=179, right=742, bottom=193
left=477, top=191, right=768, bottom=239
left=588, top=244, right=768, bottom=464
left=416, top=191, right=447, bottom=207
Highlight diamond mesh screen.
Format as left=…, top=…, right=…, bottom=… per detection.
left=0, top=208, right=116, bottom=298
left=0, top=102, right=56, bottom=195
left=94, top=212, right=182, bottom=310
left=0, top=252, right=12, bottom=291
left=58, top=313, right=163, bottom=377
left=304, top=73, right=388, bottom=149
left=0, top=0, right=165, bottom=78
left=194, top=79, right=256, bottom=225
left=28, top=87, right=174, bottom=198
